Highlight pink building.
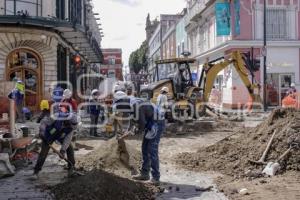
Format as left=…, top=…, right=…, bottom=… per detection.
left=186, top=0, right=300, bottom=109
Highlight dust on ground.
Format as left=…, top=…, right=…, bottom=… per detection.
left=51, top=169, right=155, bottom=200
left=217, top=171, right=300, bottom=200
left=176, top=108, right=300, bottom=178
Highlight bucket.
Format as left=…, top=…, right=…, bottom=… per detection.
left=20, top=126, right=30, bottom=137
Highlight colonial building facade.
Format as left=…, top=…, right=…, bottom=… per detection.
left=148, top=14, right=182, bottom=81
left=185, top=0, right=300, bottom=108
left=0, top=0, right=102, bottom=111
left=100, top=48, right=123, bottom=81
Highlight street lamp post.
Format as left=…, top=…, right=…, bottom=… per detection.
left=263, top=0, right=267, bottom=111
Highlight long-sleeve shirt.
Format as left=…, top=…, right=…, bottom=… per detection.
left=88, top=98, right=103, bottom=115
left=8, top=89, right=24, bottom=105
left=156, top=93, right=168, bottom=119
left=39, top=112, right=78, bottom=151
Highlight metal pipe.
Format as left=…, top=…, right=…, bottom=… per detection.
left=9, top=99, right=15, bottom=137
left=263, top=0, right=267, bottom=111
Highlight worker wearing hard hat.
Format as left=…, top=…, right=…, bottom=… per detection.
left=156, top=87, right=169, bottom=121
left=36, top=100, right=50, bottom=123
left=8, top=80, right=25, bottom=123
left=132, top=87, right=168, bottom=185
left=61, top=89, right=78, bottom=112
left=33, top=105, right=78, bottom=179
left=289, top=83, right=297, bottom=94
left=88, top=89, right=103, bottom=137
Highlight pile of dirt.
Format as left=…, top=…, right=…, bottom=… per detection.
left=76, top=139, right=141, bottom=178
left=51, top=170, right=155, bottom=200
left=176, top=108, right=300, bottom=178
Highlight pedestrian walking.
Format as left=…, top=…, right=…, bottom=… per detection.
left=8, top=80, right=25, bottom=123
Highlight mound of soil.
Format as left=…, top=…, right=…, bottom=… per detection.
left=51, top=170, right=155, bottom=200
left=165, top=120, right=237, bottom=135
left=176, top=108, right=300, bottom=178
left=76, top=139, right=141, bottom=178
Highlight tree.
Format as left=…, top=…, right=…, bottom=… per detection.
left=129, top=40, right=148, bottom=74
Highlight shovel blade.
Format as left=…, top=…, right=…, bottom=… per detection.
left=262, top=162, right=280, bottom=176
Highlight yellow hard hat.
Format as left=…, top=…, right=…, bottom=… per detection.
left=40, top=100, right=49, bottom=111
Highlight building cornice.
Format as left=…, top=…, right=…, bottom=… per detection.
left=194, top=40, right=300, bottom=61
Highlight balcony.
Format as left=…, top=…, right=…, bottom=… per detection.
left=185, top=0, right=212, bottom=26
left=0, top=0, right=102, bottom=63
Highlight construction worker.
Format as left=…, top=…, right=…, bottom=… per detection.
left=289, top=83, right=297, bottom=94
left=156, top=87, right=169, bottom=120
left=36, top=100, right=50, bottom=123
left=61, top=89, right=78, bottom=112
left=33, top=105, right=78, bottom=178
left=8, top=80, right=25, bottom=123
left=132, top=99, right=165, bottom=185
left=88, top=89, right=103, bottom=137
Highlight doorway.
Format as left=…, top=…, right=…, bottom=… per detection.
left=6, top=49, right=42, bottom=112
left=267, top=73, right=294, bottom=106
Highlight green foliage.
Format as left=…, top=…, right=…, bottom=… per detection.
left=129, top=41, right=148, bottom=74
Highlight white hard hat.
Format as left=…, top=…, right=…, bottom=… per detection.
left=114, top=83, right=126, bottom=93
left=63, top=89, right=72, bottom=99
left=91, top=89, right=99, bottom=95
left=114, top=91, right=127, bottom=99
left=161, top=87, right=169, bottom=93
left=291, top=83, right=295, bottom=87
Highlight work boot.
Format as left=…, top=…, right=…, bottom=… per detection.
left=132, top=174, right=150, bottom=181
left=149, top=178, right=160, bottom=186
left=29, top=172, right=39, bottom=181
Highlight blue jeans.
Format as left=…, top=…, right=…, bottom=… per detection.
left=141, top=120, right=165, bottom=181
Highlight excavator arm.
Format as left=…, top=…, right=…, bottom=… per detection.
left=199, top=51, right=261, bottom=104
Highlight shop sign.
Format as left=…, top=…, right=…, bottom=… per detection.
left=215, top=2, right=231, bottom=36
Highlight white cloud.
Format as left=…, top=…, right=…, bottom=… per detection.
left=110, top=0, right=141, bottom=7
left=93, top=0, right=186, bottom=65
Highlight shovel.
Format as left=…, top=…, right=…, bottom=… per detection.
left=249, top=129, right=277, bottom=165
left=49, top=144, right=85, bottom=176
left=262, top=142, right=299, bottom=176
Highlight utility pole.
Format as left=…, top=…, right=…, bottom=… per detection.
left=263, top=0, right=267, bottom=111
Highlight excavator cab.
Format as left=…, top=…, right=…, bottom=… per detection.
left=148, top=57, right=196, bottom=100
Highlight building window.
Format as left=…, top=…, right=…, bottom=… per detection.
left=266, top=8, right=288, bottom=40
left=108, top=58, right=115, bottom=65
left=56, top=0, right=65, bottom=20
left=5, top=0, right=42, bottom=16
left=69, top=0, right=82, bottom=25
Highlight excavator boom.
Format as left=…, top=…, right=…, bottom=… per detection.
left=199, top=51, right=261, bottom=105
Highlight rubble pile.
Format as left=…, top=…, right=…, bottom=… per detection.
left=177, top=108, right=300, bottom=177
left=76, top=138, right=141, bottom=177
left=51, top=170, right=154, bottom=200
left=165, top=119, right=237, bottom=135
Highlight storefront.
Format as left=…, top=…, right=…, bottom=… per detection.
left=266, top=48, right=299, bottom=106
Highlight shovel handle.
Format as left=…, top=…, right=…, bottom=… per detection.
left=276, top=146, right=293, bottom=162
left=49, top=144, right=74, bottom=167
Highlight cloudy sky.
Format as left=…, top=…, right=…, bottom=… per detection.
left=92, top=0, right=186, bottom=66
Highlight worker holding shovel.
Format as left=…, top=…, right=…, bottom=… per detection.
left=32, top=104, right=78, bottom=179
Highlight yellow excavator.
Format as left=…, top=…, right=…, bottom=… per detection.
left=140, top=50, right=261, bottom=120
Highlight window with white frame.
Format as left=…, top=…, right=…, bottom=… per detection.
left=266, top=8, right=288, bottom=40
